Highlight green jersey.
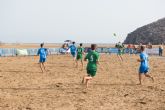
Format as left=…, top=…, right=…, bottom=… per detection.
left=85, top=50, right=99, bottom=71
left=77, top=47, right=84, bottom=55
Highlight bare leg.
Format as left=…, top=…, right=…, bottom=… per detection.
left=81, top=60, right=83, bottom=70
left=42, top=62, right=46, bottom=72
left=145, top=74, right=154, bottom=82
left=138, top=73, right=142, bottom=85
left=85, top=76, right=92, bottom=88
left=117, top=55, right=123, bottom=62
left=86, top=79, right=90, bottom=88
left=119, top=55, right=123, bottom=61
left=73, top=56, right=76, bottom=61
left=73, top=57, right=77, bottom=67
left=39, top=63, right=44, bottom=73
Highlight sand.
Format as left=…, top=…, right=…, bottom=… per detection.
left=0, top=52, right=165, bottom=110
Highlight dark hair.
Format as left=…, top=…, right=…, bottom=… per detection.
left=72, top=42, right=75, bottom=44
left=80, top=43, right=83, bottom=46
left=91, top=44, right=97, bottom=50
left=40, top=43, right=44, bottom=47
left=140, top=46, right=145, bottom=51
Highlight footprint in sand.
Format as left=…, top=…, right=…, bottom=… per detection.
left=124, top=94, right=129, bottom=97
left=26, top=107, right=32, bottom=110
left=139, top=101, right=147, bottom=104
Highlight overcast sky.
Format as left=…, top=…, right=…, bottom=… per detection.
left=0, top=0, right=165, bottom=43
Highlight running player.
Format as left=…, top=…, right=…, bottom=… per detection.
left=137, top=46, right=154, bottom=85
left=69, top=42, right=77, bottom=61
left=76, top=43, right=85, bottom=70
left=82, top=44, right=100, bottom=88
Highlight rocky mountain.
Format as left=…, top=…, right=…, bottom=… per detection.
left=124, top=18, right=165, bottom=45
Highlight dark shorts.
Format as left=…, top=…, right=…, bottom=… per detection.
left=71, top=52, right=76, bottom=57
left=87, top=69, right=97, bottom=77
left=139, top=66, right=149, bottom=74
left=76, top=54, right=83, bottom=60
left=39, top=58, right=46, bottom=63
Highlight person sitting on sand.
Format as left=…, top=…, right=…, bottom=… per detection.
left=37, top=43, right=48, bottom=73
left=76, top=43, right=85, bottom=70
left=137, top=46, right=154, bottom=85
left=82, top=44, right=100, bottom=88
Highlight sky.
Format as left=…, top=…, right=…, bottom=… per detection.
left=0, top=0, right=165, bottom=43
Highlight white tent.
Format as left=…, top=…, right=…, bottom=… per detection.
left=16, top=49, right=28, bottom=56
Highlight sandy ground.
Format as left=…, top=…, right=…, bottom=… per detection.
left=0, top=53, right=165, bottom=110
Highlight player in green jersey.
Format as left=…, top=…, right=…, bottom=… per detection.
left=115, top=42, right=124, bottom=61
left=76, top=43, right=85, bottom=70
left=82, top=44, right=100, bottom=88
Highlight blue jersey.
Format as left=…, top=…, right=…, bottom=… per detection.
left=69, top=45, right=77, bottom=52
left=140, top=52, right=149, bottom=68
left=37, top=48, right=47, bottom=59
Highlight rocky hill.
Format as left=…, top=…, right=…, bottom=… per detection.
left=124, top=18, right=165, bottom=44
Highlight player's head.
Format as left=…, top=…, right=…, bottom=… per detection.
left=72, top=42, right=75, bottom=44
left=91, top=44, right=97, bottom=50
left=140, top=46, right=145, bottom=52
left=80, top=43, right=83, bottom=47
left=40, top=43, right=44, bottom=48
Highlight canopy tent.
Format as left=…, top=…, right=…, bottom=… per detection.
left=64, top=40, right=72, bottom=43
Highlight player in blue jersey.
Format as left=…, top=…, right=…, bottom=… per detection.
left=137, top=46, right=154, bottom=85
left=37, top=43, right=48, bottom=73
left=69, top=42, right=77, bottom=61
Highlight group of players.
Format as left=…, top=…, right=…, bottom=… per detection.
left=37, top=42, right=154, bottom=88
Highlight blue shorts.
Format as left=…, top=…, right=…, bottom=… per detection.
left=39, top=58, right=46, bottom=63
left=139, top=66, right=149, bottom=74
left=71, top=52, right=76, bottom=57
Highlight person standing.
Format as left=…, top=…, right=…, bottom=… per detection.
left=37, top=43, right=48, bottom=73
left=159, top=43, right=163, bottom=56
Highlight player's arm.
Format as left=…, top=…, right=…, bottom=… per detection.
left=137, top=58, right=144, bottom=62
left=84, top=53, right=88, bottom=61
left=96, top=53, right=100, bottom=64
left=37, top=49, right=40, bottom=56
left=137, top=54, right=144, bottom=62
left=137, top=59, right=144, bottom=62
left=82, top=48, right=85, bottom=55
left=67, top=45, right=71, bottom=51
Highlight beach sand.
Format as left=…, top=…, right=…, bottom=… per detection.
left=0, top=51, right=165, bottom=110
